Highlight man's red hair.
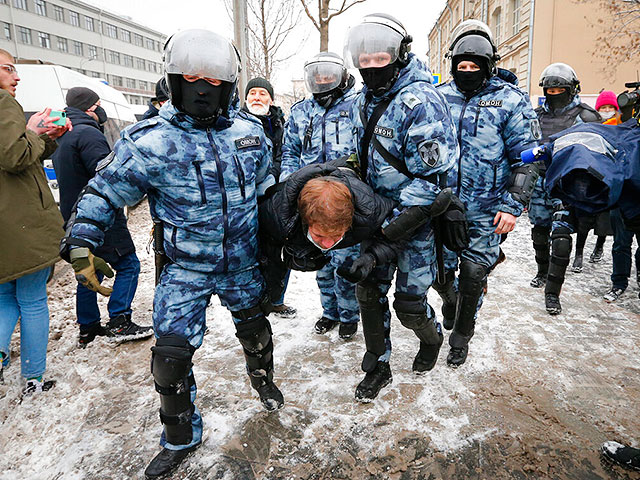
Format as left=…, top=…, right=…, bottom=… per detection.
left=298, top=178, right=354, bottom=235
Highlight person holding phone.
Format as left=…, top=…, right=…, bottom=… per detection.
left=0, top=48, right=71, bottom=395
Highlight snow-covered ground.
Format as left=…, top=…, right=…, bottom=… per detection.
left=1, top=201, right=639, bottom=480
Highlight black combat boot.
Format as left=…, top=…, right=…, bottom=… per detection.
left=545, top=293, right=562, bottom=315
left=338, top=322, right=358, bottom=340
left=314, top=317, right=339, bottom=334
left=447, top=345, right=469, bottom=367
left=355, top=361, right=392, bottom=402
left=601, top=441, right=640, bottom=472
left=413, top=329, right=444, bottom=373
left=145, top=444, right=201, bottom=479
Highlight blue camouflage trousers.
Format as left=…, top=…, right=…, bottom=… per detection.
left=367, top=225, right=439, bottom=363
left=153, top=263, right=265, bottom=451
left=528, top=176, right=554, bottom=227
left=316, top=244, right=360, bottom=324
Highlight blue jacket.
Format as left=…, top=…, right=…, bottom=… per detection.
left=353, top=54, right=459, bottom=208
left=280, top=83, right=358, bottom=179
left=67, top=101, right=274, bottom=273
left=52, top=107, right=135, bottom=264
left=438, top=72, right=540, bottom=215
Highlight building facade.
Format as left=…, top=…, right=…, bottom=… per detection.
left=0, top=0, right=166, bottom=105
left=428, top=0, right=639, bottom=105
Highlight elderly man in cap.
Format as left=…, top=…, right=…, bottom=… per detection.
left=52, top=86, right=153, bottom=348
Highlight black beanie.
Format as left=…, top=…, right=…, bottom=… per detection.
left=66, top=86, right=99, bottom=111
left=155, top=77, right=169, bottom=102
left=245, top=77, right=274, bottom=100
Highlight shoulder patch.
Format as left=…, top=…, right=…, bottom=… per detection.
left=96, top=151, right=116, bottom=172
left=127, top=117, right=159, bottom=136
left=417, top=140, right=440, bottom=168
left=478, top=99, right=503, bottom=107
left=401, top=92, right=422, bottom=110
left=339, top=110, right=350, bottom=117
left=235, top=136, right=261, bottom=149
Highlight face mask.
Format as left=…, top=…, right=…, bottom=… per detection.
left=600, top=110, right=616, bottom=120
left=179, top=77, right=223, bottom=124
left=313, top=91, right=336, bottom=108
left=93, top=105, right=108, bottom=125
left=545, top=90, right=572, bottom=111
left=359, top=64, right=398, bottom=96
left=453, top=70, right=486, bottom=94
left=247, top=102, right=269, bottom=116
left=306, top=230, right=344, bottom=252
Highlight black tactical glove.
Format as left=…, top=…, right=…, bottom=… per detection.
left=337, top=253, right=376, bottom=283
left=441, top=195, right=470, bottom=252
left=282, top=244, right=329, bottom=272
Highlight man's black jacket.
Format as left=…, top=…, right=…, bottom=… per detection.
left=241, top=104, right=285, bottom=180
left=51, top=107, right=135, bottom=264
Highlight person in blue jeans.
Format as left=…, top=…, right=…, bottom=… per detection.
left=0, top=47, right=71, bottom=394
left=52, top=86, right=152, bottom=347
left=603, top=208, right=640, bottom=302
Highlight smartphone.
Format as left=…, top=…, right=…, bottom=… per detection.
left=49, top=110, right=67, bottom=126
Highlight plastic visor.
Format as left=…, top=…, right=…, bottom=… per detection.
left=539, top=63, right=576, bottom=86
left=164, top=30, right=238, bottom=83
left=304, top=62, right=343, bottom=94
left=449, top=19, right=494, bottom=49
left=344, top=23, right=403, bottom=69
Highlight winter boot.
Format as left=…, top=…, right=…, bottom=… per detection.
left=22, top=377, right=56, bottom=395
left=545, top=293, right=562, bottom=315
left=355, top=361, right=392, bottom=402
left=447, top=345, right=469, bottom=368
left=144, top=443, right=201, bottom=479
left=590, top=245, right=604, bottom=263
left=432, top=270, right=457, bottom=330
left=604, top=287, right=625, bottom=303
left=413, top=329, right=444, bottom=373
left=314, top=317, right=339, bottom=334
left=530, top=226, right=550, bottom=288
left=78, top=321, right=112, bottom=348
left=106, top=314, right=154, bottom=343
left=338, top=322, right=358, bottom=340
left=271, top=304, right=297, bottom=318
left=572, top=254, right=583, bottom=273
left=601, top=441, right=640, bottom=472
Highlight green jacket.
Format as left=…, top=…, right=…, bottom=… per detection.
left=0, top=89, right=64, bottom=284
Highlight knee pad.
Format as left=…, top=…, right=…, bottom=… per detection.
left=531, top=225, right=550, bottom=246
left=151, top=334, right=195, bottom=445
left=393, top=293, right=440, bottom=345
left=550, top=227, right=572, bottom=265
left=235, top=316, right=274, bottom=387
left=458, top=260, right=487, bottom=297
left=356, top=283, right=383, bottom=308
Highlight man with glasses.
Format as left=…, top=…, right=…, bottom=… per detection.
left=57, top=31, right=278, bottom=479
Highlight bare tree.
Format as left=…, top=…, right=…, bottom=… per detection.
left=299, top=0, right=368, bottom=52
left=586, top=0, right=640, bottom=66
left=224, top=0, right=305, bottom=81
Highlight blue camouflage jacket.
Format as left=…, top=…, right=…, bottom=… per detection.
left=353, top=54, right=459, bottom=207
left=68, top=101, right=274, bottom=273
left=438, top=71, right=540, bottom=216
left=280, top=84, right=358, bottom=179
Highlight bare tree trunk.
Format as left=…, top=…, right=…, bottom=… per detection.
left=300, top=0, right=368, bottom=53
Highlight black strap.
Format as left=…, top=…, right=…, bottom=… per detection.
left=359, top=98, right=446, bottom=188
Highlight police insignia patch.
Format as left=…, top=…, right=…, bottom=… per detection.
left=235, top=136, right=261, bottom=149
left=418, top=141, right=440, bottom=168
left=530, top=118, right=542, bottom=140
left=374, top=125, right=394, bottom=138
left=96, top=152, right=115, bottom=171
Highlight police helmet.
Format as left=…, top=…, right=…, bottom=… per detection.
left=450, top=34, right=497, bottom=75
left=539, top=63, right=581, bottom=96
left=163, top=29, right=239, bottom=114
left=448, top=19, right=498, bottom=57
left=343, top=13, right=413, bottom=69
left=303, top=52, right=348, bottom=94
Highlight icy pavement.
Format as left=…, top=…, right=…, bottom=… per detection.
left=1, top=201, right=639, bottom=480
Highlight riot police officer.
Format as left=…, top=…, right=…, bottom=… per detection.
left=343, top=13, right=460, bottom=401
left=529, top=63, right=601, bottom=314
left=280, top=52, right=361, bottom=339
left=435, top=20, right=540, bottom=366
left=59, top=30, right=280, bottom=479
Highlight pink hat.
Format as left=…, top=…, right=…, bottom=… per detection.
left=595, top=90, right=619, bottom=111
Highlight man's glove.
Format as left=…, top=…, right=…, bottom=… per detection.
left=337, top=253, right=376, bottom=283
left=70, top=247, right=114, bottom=296
left=441, top=195, right=470, bottom=252
left=283, top=244, right=329, bottom=272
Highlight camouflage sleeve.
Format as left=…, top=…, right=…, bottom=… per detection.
left=499, top=95, right=540, bottom=216
left=398, top=97, right=459, bottom=207
left=256, top=135, right=276, bottom=197
left=279, top=108, right=303, bottom=181
left=69, top=137, right=150, bottom=251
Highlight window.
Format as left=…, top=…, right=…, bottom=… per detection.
left=121, top=29, right=130, bottom=43
left=133, top=33, right=143, bottom=47
left=136, top=57, right=145, bottom=70
left=53, top=5, right=63, bottom=21
left=35, top=0, right=46, bottom=16
left=145, top=37, right=154, bottom=50
left=139, top=80, right=148, bottom=91
left=57, top=36, right=68, bottom=52
left=69, top=11, right=79, bottom=27
left=85, top=16, right=94, bottom=32
left=492, top=7, right=502, bottom=44
left=104, top=23, right=117, bottom=38
left=108, top=50, right=120, bottom=64
left=510, top=0, right=521, bottom=36
left=13, top=0, right=27, bottom=10
left=90, top=71, right=100, bottom=78
left=126, top=78, right=136, bottom=89
left=88, top=44, right=97, bottom=59
left=123, top=54, right=133, bottom=67
left=73, top=40, right=83, bottom=56
left=111, top=75, right=123, bottom=87
left=18, top=26, right=31, bottom=44
left=3, top=22, right=11, bottom=41
left=38, top=31, right=51, bottom=48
